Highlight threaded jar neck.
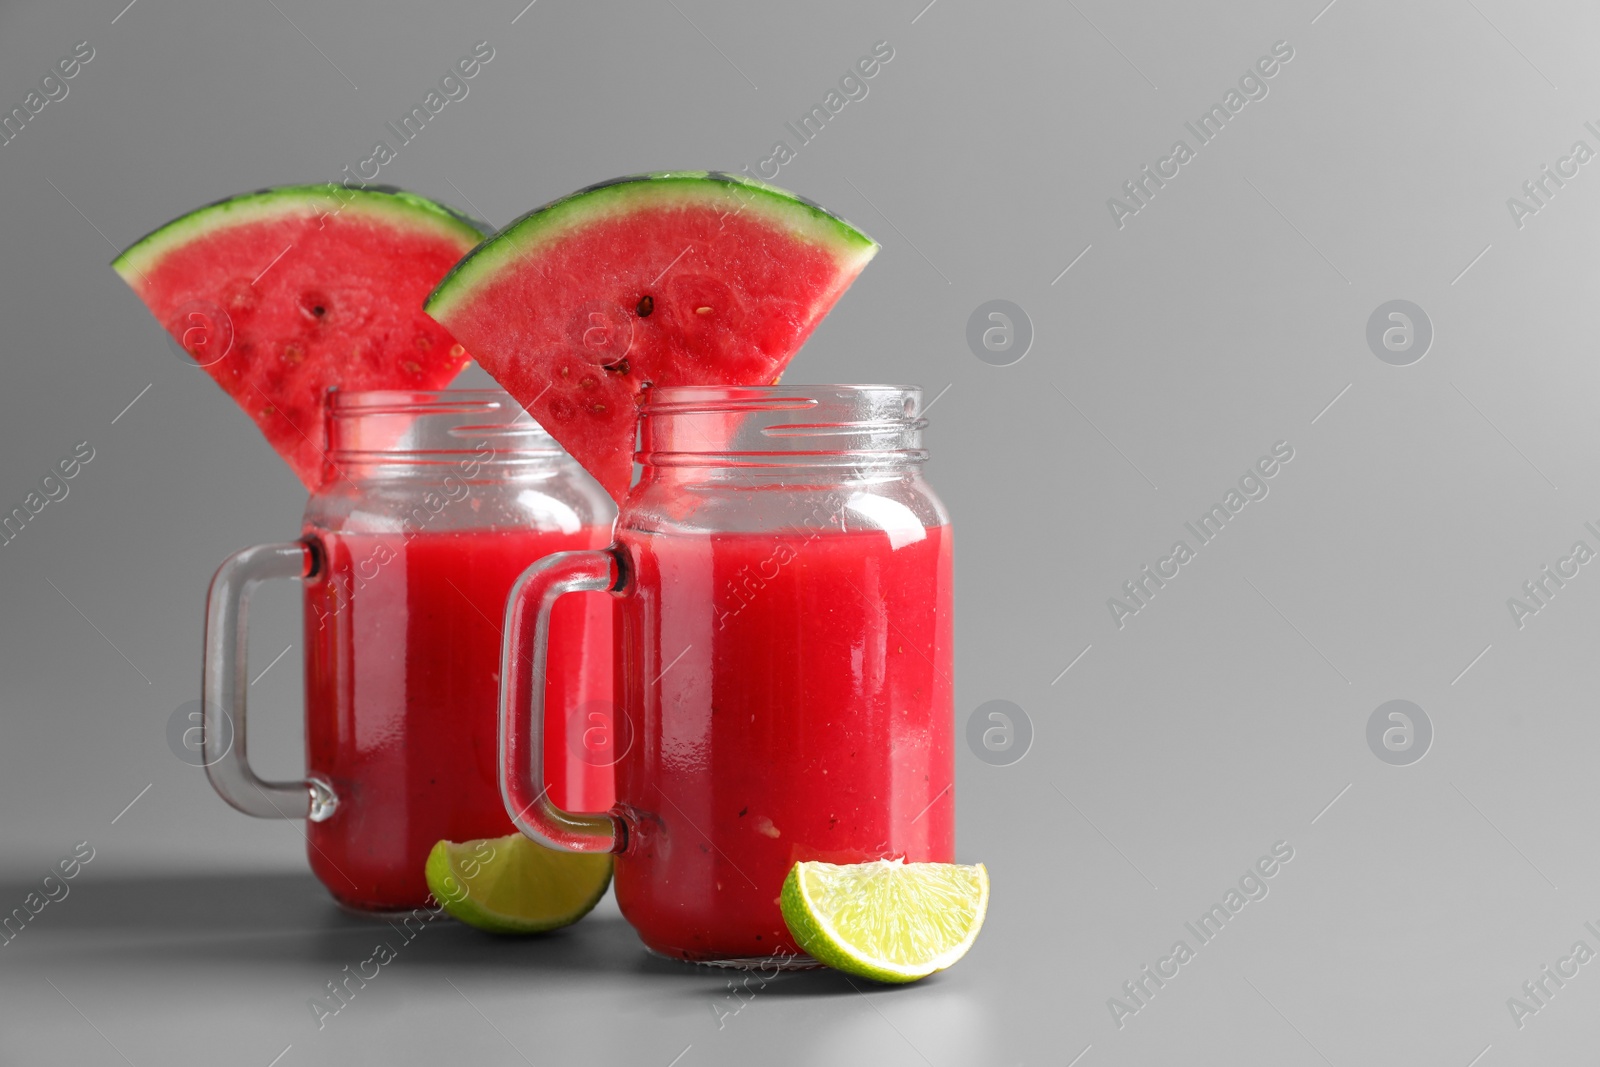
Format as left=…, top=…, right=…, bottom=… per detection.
left=324, top=389, right=571, bottom=482
left=638, top=385, right=928, bottom=471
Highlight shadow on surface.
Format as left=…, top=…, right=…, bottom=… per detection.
left=0, top=871, right=937, bottom=990
left=646, top=960, right=927, bottom=999
left=0, top=870, right=329, bottom=935
left=669, top=967, right=864, bottom=998
left=633, top=945, right=924, bottom=997
left=0, top=870, right=642, bottom=973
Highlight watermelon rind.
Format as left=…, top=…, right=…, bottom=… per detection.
left=112, top=184, right=488, bottom=284
left=425, top=171, right=876, bottom=320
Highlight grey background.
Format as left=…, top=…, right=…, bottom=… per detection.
left=1, top=0, right=1596, bottom=1062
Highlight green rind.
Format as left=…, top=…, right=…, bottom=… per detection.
left=424, top=838, right=613, bottom=936
left=112, top=184, right=488, bottom=284
left=425, top=171, right=878, bottom=320
left=780, top=861, right=989, bottom=984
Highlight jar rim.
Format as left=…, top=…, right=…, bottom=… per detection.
left=643, top=383, right=922, bottom=415
left=329, top=388, right=544, bottom=423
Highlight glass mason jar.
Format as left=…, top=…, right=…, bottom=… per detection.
left=202, top=389, right=615, bottom=913
left=501, top=385, right=955, bottom=965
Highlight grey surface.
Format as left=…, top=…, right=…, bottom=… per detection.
left=2, top=0, right=1597, bottom=1062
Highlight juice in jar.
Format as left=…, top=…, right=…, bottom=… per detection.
left=304, top=526, right=614, bottom=911
left=612, top=523, right=954, bottom=959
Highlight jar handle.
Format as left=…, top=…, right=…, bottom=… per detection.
left=202, top=540, right=337, bottom=821
left=501, top=547, right=627, bottom=853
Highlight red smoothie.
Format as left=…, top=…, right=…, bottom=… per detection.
left=304, top=526, right=613, bottom=912
left=612, top=523, right=955, bottom=961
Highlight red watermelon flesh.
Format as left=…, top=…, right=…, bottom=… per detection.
left=114, top=185, right=487, bottom=489
left=424, top=172, right=878, bottom=501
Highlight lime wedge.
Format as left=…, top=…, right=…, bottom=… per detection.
left=425, top=834, right=612, bottom=934
left=780, top=858, right=988, bottom=983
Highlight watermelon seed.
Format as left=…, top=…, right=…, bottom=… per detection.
left=297, top=291, right=331, bottom=322
left=282, top=344, right=304, bottom=365
left=636, top=295, right=654, bottom=317
left=696, top=306, right=713, bottom=315
left=603, top=358, right=631, bottom=376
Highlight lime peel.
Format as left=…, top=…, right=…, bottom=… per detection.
left=780, top=858, right=988, bottom=983
left=425, top=834, right=612, bottom=935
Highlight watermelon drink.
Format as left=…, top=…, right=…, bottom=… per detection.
left=304, top=526, right=614, bottom=911
left=118, top=186, right=629, bottom=911
left=299, top=391, right=615, bottom=912
left=422, top=173, right=950, bottom=959
left=501, top=385, right=955, bottom=964
left=612, top=522, right=955, bottom=958
left=203, top=390, right=615, bottom=913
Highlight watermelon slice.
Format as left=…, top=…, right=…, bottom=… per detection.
left=423, top=172, right=877, bottom=501
left=113, top=185, right=487, bottom=489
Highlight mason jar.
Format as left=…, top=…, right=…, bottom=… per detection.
left=500, top=384, right=954, bottom=964
left=202, top=388, right=615, bottom=913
